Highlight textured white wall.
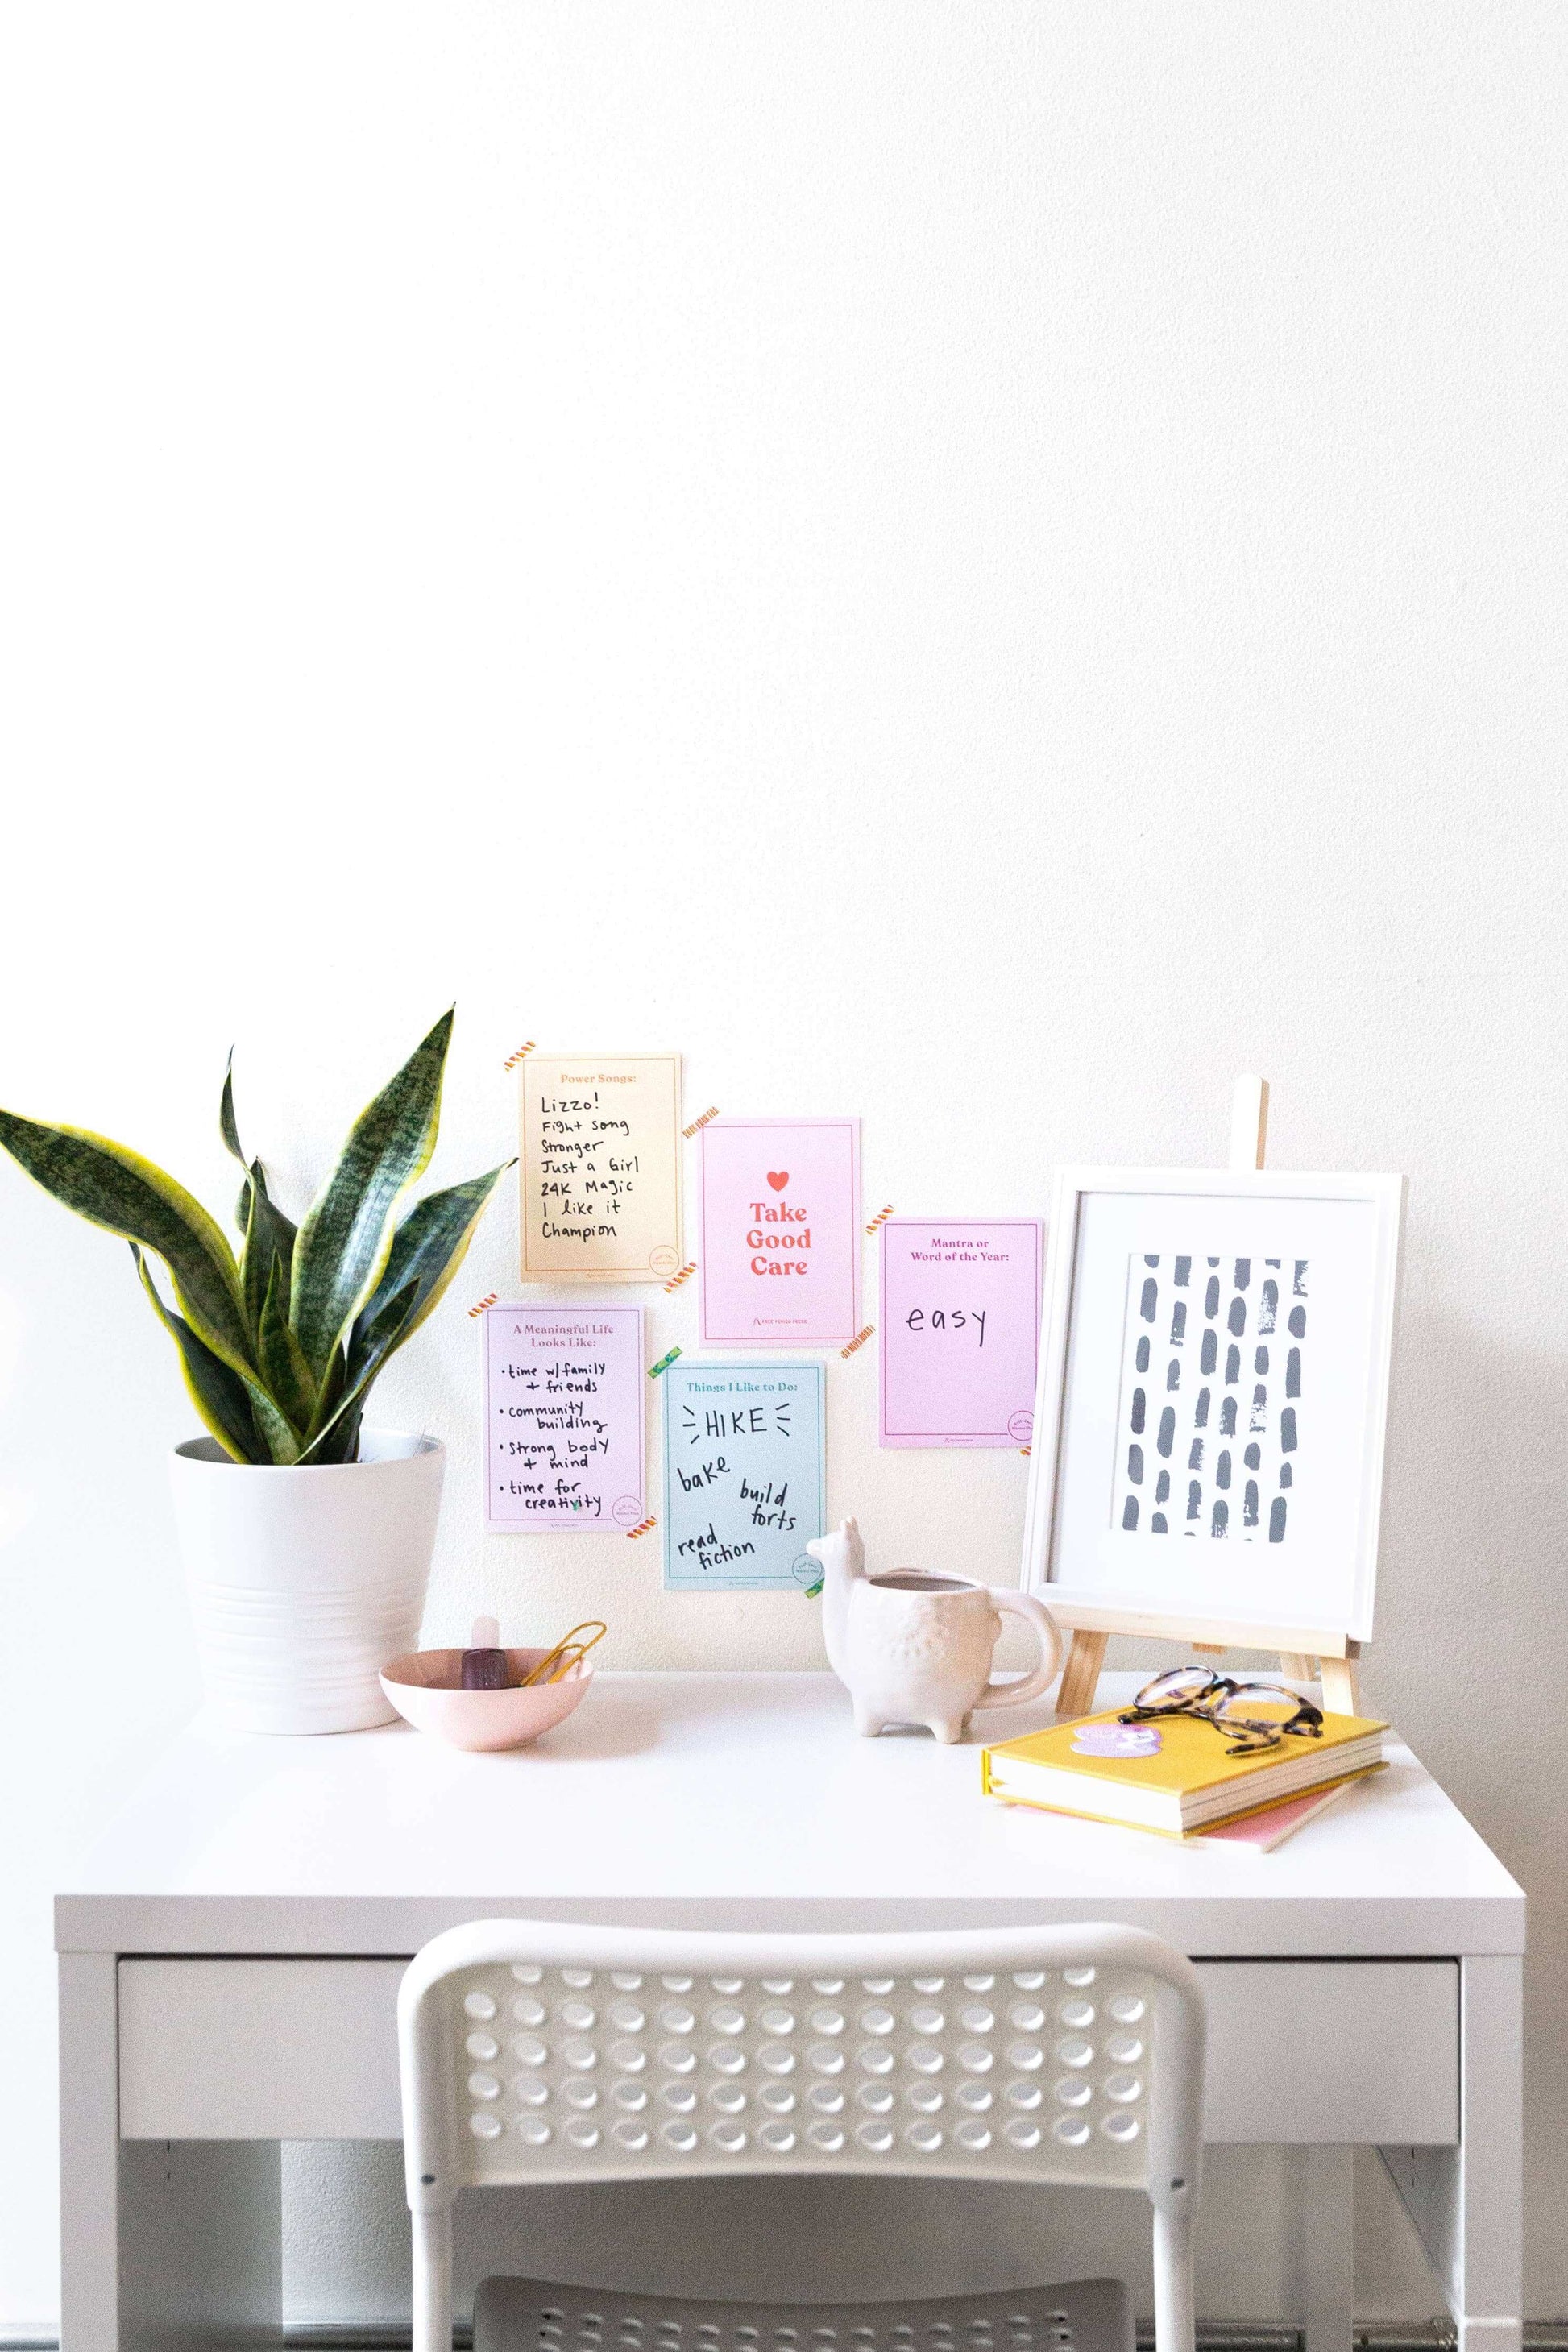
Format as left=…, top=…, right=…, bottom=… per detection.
left=2, top=0, right=1565, bottom=2328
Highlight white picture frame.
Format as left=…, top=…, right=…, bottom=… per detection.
left=1021, top=1166, right=1405, bottom=1654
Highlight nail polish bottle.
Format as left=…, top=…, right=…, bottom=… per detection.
left=460, top=1615, right=510, bottom=1690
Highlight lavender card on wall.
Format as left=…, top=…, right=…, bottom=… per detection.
left=483, top=1305, right=645, bottom=1531
left=878, top=1218, right=1043, bottom=1448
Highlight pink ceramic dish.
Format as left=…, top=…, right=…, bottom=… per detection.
left=379, top=1647, right=593, bottom=1753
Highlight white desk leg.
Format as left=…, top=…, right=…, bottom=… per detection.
left=60, top=1952, right=282, bottom=2352
left=1285, top=2145, right=1354, bottom=2352
left=60, top=1955, right=122, bottom=2352
left=1378, top=1954, right=1523, bottom=2352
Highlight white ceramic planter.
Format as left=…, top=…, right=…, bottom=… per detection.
left=169, top=1427, right=446, bottom=1736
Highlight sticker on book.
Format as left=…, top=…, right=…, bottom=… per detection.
left=483, top=1305, right=645, bottom=1531
left=1072, top=1722, right=1164, bottom=1758
left=1114, top=1255, right=1307, bottom=1543
left=878, top=1218, right=1043, bottom=1449
left=662, top=1361, right=825, bottom=1590
left=697, top=1119, right=860, bottom=1345
left=519, top=1054, right=682, bottom=1280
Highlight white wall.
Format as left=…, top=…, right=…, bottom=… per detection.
left=2, top=0, right=1566, bottom=2329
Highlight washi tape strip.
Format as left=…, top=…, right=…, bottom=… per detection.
left=502, top=1040, right=537, bottom=1072
left=662, top=1260, right=698, bottom=1292
left=648, top=1346, right=683, bottom=1379
left=626, top=1516, right=657, bottom=1540
left=864, top=1204, right=896, bottom=1234
left=682, top=1105, right=720, bottom=1139
left=840, top=1324, right=876, bottom=1359
left=467, top=1292, right=499, bottom=1318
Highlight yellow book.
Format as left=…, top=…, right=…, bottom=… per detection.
left=981, top=1704, right=1388, bottom=1838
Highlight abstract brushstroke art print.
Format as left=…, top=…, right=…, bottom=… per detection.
left=1114, top=1253, right=1308, bottom=1542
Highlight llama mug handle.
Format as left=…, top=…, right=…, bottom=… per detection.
left=974, top=1587, right=1064, bottom=1710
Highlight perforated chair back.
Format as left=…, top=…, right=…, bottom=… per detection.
left=400, top=1923, right=1205, bottom=2352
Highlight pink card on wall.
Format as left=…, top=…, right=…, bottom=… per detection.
left=879, top=1219, right=1043, bottom=1448
left=699, top=1119, right=861, bottom=1346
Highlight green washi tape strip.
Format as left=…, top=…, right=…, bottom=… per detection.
left=648, top=1346, right=682, bottom=1379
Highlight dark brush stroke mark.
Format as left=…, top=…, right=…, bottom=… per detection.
left=1145, top=1254, right=1159, bottom=1267
left=1259, top=1280, right=1278, bottom=1334
left=1155, top=1468, right=1170, bottom=1504
left=1250, top=1383, right=1268, bottom=1433
left=1188, top=1438, right=1205, bottom=1469
left=1255, top=1345, right=1269, bottom=1375
left=1201, top=1329, right=1218, bottom=1375
left=1286, top=1347, right=1301, bottom=1398
left=1207, top=1256, right=1220, bottom=1267
left=1269, top=1496, right=1288, bottom=1543
left=1215, top=1450, right=1232, bottom=1490
left=1151, top=1512, right=1168, bottom=1533
left=1194, top=1386, right=1211, bottom=1427
left=1280, top=1462, right=1292, bottom=1488
left=1294, top=1261, right=1309, bottom=1296
left=1225, top=1344, right=1241, bottom=1385
left=1243, top=1480, right=1259, bottom=1529
left=1127, top=1443, right=1144, bottom=1485
left=1167, top=1357, right=1181, bottom=1391
left=1280, top=1406, right=1298, bottom=1453
left=1136, top=1336, right=1150, bottom=1373
left=1219, top=1395, right=1238, bottom=1437
left=1123, top=1496, right=1139, bottom=1531
left=1212, top=1500, right=1229, bottom=1537
left=1244, top=1441, right=1260, bottom=1470
left=1174, top=1255, right=1192, bottom=1286
left=1140, top=1277, right=1158, bottom=1322
left=1227, top=1296, right=1247, bottom=1336
left=1234, top=1258, right=1251, bottom=1290
left=1187, top=1480, right=1202, bottom=1520
left=1289, top=1305, right=1306, bottom=1339
left=1170, top=1301, right=1187, bottom=1345
left=1205, top=1275, right=1220, bottom=1319
left=1130, top=1388, right=1146, bottom=1435
left=1265, top=1257, right=1280, bottom=1267
left=1157, top=1406, right=1176, bottom=1458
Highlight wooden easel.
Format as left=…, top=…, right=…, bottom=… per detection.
left=1054, top=1075, right=1364, bottom=1721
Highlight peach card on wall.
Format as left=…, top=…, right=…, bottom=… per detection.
left=519, top=1054, right=682, bottom=1280
left=698, top=1118, right=860, bottom=1345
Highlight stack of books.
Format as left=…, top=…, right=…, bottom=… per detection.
left=981, top=1704, right=1387, bottom=1846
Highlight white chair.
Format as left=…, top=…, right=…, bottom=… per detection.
left=399, top=1923, right=1205, bottom=2352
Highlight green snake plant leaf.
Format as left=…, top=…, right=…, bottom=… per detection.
left=298, top=1276, right=421, bottom=1463
left=131, top=1248, right=263, bottom=1463
left=0, top=1110, right=253, bottom=1372
left=132, top=1247, right=305, bottom=1467
left=305, top=1401, right=364, bottom=1466
left=219, top=1052, right=244, bottom=1172
left=289, top=1009, right=454, bottom=1383
left=257, top=1259, right=318, bottom=1436
left=222, top=1056, right=298, bottom=1276
left=242, top=1162, right=298, bottom=1339
left=346, top=1162, right=513, bottom=1382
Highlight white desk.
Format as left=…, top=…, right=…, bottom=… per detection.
left=56, top=1672, right=1524, bottom=2352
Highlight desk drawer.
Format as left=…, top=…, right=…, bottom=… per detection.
left=118, top=1956, right=1458, bottom=2146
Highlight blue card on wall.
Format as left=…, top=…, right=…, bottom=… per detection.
left=662, top=1361, right=825, bottom=1591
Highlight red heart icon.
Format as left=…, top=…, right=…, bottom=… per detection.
left=766, top=1170, right=789, bottom=1191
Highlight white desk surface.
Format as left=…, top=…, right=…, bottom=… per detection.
left=56, top=1670, right=1523, bottom=1959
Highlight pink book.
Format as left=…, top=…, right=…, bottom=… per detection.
left=1193, top=1772, right=1376, bottom=1853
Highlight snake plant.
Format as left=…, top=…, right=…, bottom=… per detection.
left=0, top=1010, right=511, bottom=1466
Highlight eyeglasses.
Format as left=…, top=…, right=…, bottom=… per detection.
left=1120, top=1668, right=1325, bottom=1757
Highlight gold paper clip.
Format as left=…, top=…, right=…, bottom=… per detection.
left=521, top=1620, right=608, bottom=1687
